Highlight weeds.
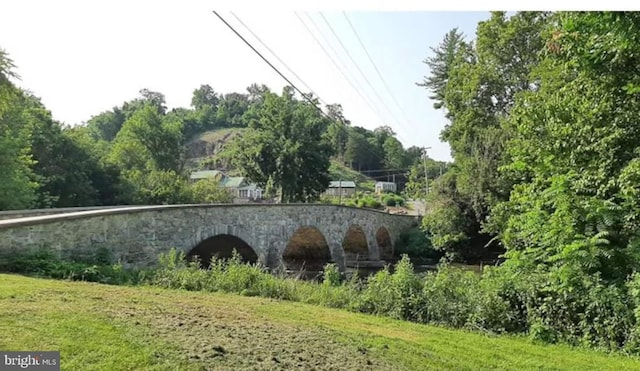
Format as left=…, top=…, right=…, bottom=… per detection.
left=4, top=247, right=640, bottom=355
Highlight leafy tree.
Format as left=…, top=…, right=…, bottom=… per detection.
left=139, top=89, right=167, bottom=115
left=187, top=179, right=233, bottom=203
left=383, top=136, right=405, bottom=170
left=191, top=84, right=219, bottom=111
left=416, top=28, right=470, bottom=109
left=491, top=12, right=640, bottom=281
left=86, top=108, right=126, bottom=142
left=216, top=92, right=249, bottom=127
left=109, top=104, right=184, bottom=172
left=122, top=169, right=189, bottom=205
left=344, top=129, right=369, bottom=170
left=221, top=87, right=333, bottom=203
left=0, top=49, right=37, bottom=210
left=418, top=12, right=550, bottom=258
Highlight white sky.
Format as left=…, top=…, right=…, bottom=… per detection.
left=2, top=1, right=637, bottom=161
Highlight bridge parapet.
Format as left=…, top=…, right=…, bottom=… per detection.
left=0, top=204, right=418, bottom=271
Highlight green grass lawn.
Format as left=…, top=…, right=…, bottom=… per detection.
left=328, top=161, right=376, bottom=192
left=1, top=274, right=639, bottom=370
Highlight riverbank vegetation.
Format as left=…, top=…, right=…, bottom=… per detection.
left=4, top=274, right=637, bottom=370
left=5, top=247, right=640, bottom=357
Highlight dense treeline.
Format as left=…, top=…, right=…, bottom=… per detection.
left=412, top=11, right=640, bottom=351
left=0, top=51, right=430, bottom=210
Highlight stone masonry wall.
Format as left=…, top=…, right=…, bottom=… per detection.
left=0, top=204, right=417, bottom=271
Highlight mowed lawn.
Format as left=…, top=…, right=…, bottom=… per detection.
left=1, top=274, right=639, bottom=370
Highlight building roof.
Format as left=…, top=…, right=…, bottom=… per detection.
left=375, top=181, right=396, bottom=186
left=222, top=177, right=246, bottom=188
left=190, top=170, right=224, bottom=180
left=328, top=181, right=356, bottom=188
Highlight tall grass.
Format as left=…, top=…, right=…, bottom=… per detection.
left=4, top=247, right=640, bottom=355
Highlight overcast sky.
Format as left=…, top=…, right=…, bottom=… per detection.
left=1, top=1, right=491, bottom=161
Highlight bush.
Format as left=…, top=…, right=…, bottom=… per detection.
left=188, top=178, right=234, bottom=203
left=395, top=227, right=442, bottom=260
left=383, top=194, right=406, bottom=207
left=419, top=264, right=480, bottom=327
left=356, top=255, right=422, bottom=320
left=0, top=248, right=146, bottom=285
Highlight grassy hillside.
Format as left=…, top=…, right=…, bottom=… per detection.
left=1, top=274, right=638, bottom=370
left=328, top=161, right=376, bottom=192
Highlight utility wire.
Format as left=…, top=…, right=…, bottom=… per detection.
left=212, top=11, right=389, bottom=173
left=297, top=12, right=409, bottom=167
left=230, top=12, right=327, bottom=107
left=358, top=168, right=412, bottom=173
left=294, top=12, right=387, bottom=125
left=318, top=12, right=410, bottom=143
left=342, top=12, right=416, bottom=132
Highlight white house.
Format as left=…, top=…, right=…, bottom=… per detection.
left=324, top=181, right=356, bottom=197
left=375, top=181, right=397, bottom=194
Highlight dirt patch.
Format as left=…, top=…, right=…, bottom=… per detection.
left=95, top=290, right=397, bottom=370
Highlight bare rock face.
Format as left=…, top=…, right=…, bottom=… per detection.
left=186, top=130, right=243, bottom=159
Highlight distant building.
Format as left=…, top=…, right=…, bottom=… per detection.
left=189, top=170, right=263, bottom=202
left=324, top=181, right=356, bottom=197
left=375, top=181, right=396, bottom=194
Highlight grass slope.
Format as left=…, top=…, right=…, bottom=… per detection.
left=1, top=275, right=638, bottom=370
left=328, top=161, right=376, bottom=192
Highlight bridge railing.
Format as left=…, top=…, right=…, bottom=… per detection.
left=0, top=203, right=418, bottom=228
left=0, top=205, right=135, bottom=221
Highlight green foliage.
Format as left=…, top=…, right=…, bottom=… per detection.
left=395, top=227, right=441, bottom=260
left=356, top=256, right=422, bottom=320
left=322, top=263, right=342, bottom=287
left=0, top=248, right=147, bottom=285
left=109, top=104, right=184, bottom=172
left=122, top=169, right=190, bottom=205
left=418, top=12, right=551, bottom=260
left=382, top=194, right=405, bottom=207
left=187, top=179, right=233, bottom=204
left=0, top=57, right=38, bottom=210
left=220, top=87, right=333, bottom=203
left=0, top=47, right=414, bottom=210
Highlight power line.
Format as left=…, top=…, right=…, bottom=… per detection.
left=342, top=12, right=415, bottom=133
left=358, top=168, right=412, bottom=173
left=230, top=12, right=327, bottom=107
left=213, top=11, right=390, bottom=173
left=294, top=12, right=387, bottom=125
left=213, top=11, right=328, bottom=117
left=318, top=12, right=410, bottom=143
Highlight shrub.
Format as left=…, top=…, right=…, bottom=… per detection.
left=356, top=255, right=422, bottom=320
left=0, top=248, right=146, bottom=285
left=395, top=227, right=442, bottom=261
left=383, top=194, right=405, bottom=207
left=419, top=264, right=480, bottom=327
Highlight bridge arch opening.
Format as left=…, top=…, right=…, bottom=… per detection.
left=283, top=226, right=332, bottom=272
left=376, top=226, right=393, bottom=260
left=187, top=234, right=258, bottom=268
left=342, top=224, right=369, bottom=263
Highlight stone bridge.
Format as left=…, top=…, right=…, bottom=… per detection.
left=0, top=204, right=417, bottom=272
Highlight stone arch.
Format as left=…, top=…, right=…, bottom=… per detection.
left=187, top=234, right=258, bottom=268
left=376, top=226, right=393, bottom=260
left=342, top=224, right=369, bottom=263
left=283, top=226, right=332, bottom=271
